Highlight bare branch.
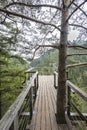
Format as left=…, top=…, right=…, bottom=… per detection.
left=0, top=8, right=61, bottom=32
left=0, top=14, right=7, bottom=24
left=69, top=24, right=87, bottom=31
left=38, top=44, right=59, bottom=49
left=4, top=2, right=62, bottom=11
left=68, top=45, right=87, bottom=50
left=58, top=23, right=87, bottom=31
left=66, top=62, right=87, bottom=68
left=32, top=46, right=40, bottom=60
left=68, top=0, right=76, bottom=8
left=67, top=53, right=87, bottom=57
left=32, top=44, right=59, bottom=60
left=66, top=0, right=87, bottom=22
left=73, top=2, right=87, bottom=18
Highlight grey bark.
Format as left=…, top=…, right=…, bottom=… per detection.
left=56, top=0, right=70, bottom=124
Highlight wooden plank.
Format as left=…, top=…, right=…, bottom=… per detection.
left=30, top=75, right=69, bottom=130
left=34, top=76, right=42, bottom=130
left=47, top=76, right=58, bottom=130
left=41, top=76, right=46, bottom=130
left=45, top=82, right=52, bottom=130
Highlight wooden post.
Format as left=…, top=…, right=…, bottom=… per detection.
left=14, top=114, right=19, bottom=130
left=66, top=71, right=71, bottom=117
left=36, top=74, right=39, bottom=89
left=67, top=85, right=71, bottom=117
left=34, top=79, right=37, bottom=99
left=54, top=73, right=56, bottom=88
left=30, top=87, right=33, bottom=120
left=10, top=114, right=18, bottom=130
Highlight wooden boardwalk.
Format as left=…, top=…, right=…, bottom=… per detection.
left=29, top=75, right=68, bottom=130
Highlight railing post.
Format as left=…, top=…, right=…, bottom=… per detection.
left=66, top=71, right=71, bottom=117
left=14, top=114, right=19, bottom=130
left=37, top=74, right=39, bottom=89
left=54, top=72, right=58, bottom=88
left=34, top=79, right=37, bottom=99
left=30, top=87, right=33, bottom=120
left=10, top=114, right=18, bottom=130
left=67, top=86, right=71, bottom=117
left=54, top=72, right=56, bottom=88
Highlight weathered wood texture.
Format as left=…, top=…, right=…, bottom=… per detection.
left=0, top=72, right=38, bottom=130
left=29, top=75, right=68, bottom=130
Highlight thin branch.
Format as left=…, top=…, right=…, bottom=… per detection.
left=32, top=46, right=40, bottom=60
left=32, top=44, right=59, bottom=59
left=68, top=45, right=87, bottom=50
left=66, top=62, right=87, bottom=68
left=38, top=44, right=59, bottom=49
left=0, top=13, right=8, bottom=24
left=0, top=8, right=61, bottom=32
left=4, top=2, right=62, bottom=11
left=62, top=0, right=65, bottom=8
left=68, top=0, right=76, bottom=8
left=67, top=53, right=87, bottom=57
left=69, top=24, right=87, bottom=31
left=40, top=28, right=55, bottom=47
left=66, top=0, right=87, bottom=22
left=58, top=23, right=87, bottom=31
left=73, top=2, right=87, bottom=18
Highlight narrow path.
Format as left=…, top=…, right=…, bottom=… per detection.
left=29, top=75, right=68, bottom=130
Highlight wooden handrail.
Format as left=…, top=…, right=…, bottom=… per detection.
left=54, top=71, right=87, bottom=102
left=66, top=80, right=87, bottom=123
left=54, top=71, right=87, bottom=123
left=0, top=71, right=38, bottom=130
left=66, top=80, right=87, bottom=102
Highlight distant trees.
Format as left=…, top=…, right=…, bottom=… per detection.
left=0, top=0, right=87, bottom=123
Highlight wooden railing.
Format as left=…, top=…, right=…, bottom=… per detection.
left=0, top=71, right=38, bottom=130
left=66, top=80, right=87, bottom=121
left=54, top=71, right=58, bottom=88
left=54, top=71, right=87, bottom=122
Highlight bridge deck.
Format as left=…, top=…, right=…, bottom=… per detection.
left=29, top=75, right=68, bottom=130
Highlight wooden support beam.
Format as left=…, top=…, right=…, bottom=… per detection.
left=30, top=87, right=33, bottom=120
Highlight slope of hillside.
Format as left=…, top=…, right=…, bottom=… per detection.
left=30, top=49, right=59, bottom=74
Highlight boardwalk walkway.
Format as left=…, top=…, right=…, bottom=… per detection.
left=29, top=75, right=68, bottom=130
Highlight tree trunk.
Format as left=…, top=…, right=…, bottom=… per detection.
left=56, top=0, right=69, bottom=124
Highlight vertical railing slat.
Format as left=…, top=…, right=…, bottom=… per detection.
left=30, top=87, right=33, bottom=120
left=67, top=85, right=71, bottom=117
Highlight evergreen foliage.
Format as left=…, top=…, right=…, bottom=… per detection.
left=0, top=20, right=28, bottom=118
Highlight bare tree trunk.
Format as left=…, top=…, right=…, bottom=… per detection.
left=56, top=0, right=69, bottom=124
